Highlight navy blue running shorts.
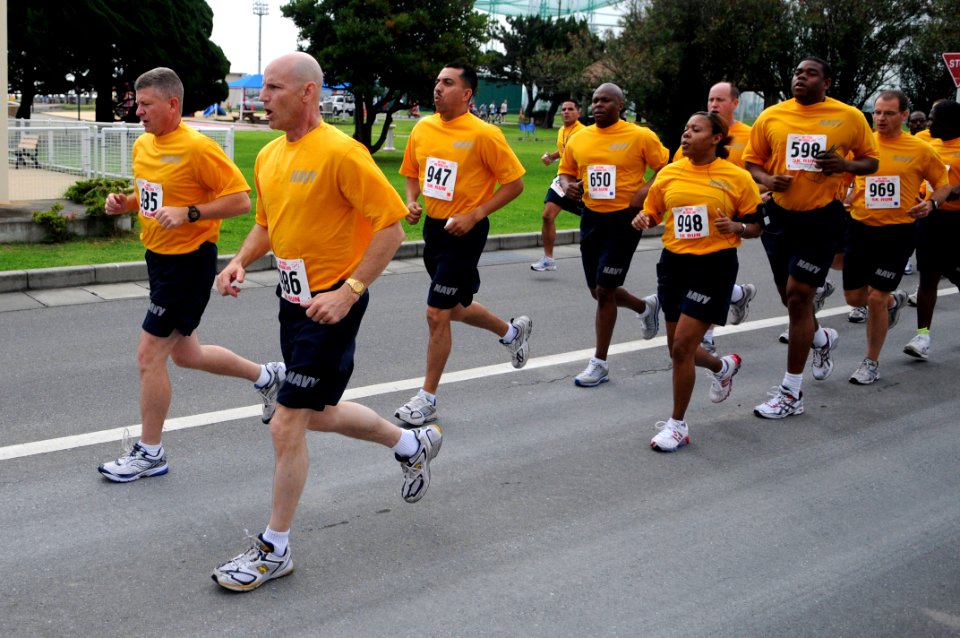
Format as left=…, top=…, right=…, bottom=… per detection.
left=579, top=207, right=643, bottom=290
left=142, top=241, right=217, bottom=338
left=657, top=248, right=738, bottom=325
left=422, top=215, right=488, bottom=309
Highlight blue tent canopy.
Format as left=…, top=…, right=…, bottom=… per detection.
left=228, top=74, right=263, bottom=89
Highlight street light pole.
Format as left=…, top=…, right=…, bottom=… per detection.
left=252, top=1, right=269, bottom=75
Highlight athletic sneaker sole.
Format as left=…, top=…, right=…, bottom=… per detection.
left=97, top=464, right=169, bottom=483
left=574, top=376, right=609, bottom=388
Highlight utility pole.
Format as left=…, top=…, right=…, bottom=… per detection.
left=252, top=1, right=269, bottom=74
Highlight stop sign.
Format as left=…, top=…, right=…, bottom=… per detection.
left=944, top=53, right=960, bottom=88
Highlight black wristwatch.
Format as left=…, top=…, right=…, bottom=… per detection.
left=931, top=199, right=939, bottom=211
left=187, top=205, right=201, bottom=223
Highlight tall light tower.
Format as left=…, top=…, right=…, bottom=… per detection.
left=252, top=1, right=269, bottom=74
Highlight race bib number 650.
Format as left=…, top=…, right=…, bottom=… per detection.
left=587, top=164, right=616, bottom=199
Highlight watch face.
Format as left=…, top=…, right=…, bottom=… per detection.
left=188, top=207, right=200, bottom=221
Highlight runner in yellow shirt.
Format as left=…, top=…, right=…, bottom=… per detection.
left=99, top=67, right=284, bottom=483
left=558, top=82, right=669, bottom=387
left=904, top=99, right=960, bottom=360
left=909, top=110, right=929, bottom=138
left=531, top=99, right=586, bottom=272
left=743, top=56, right=879, bottom=419
left=212, top=53, right=440, bottom=592
left=634, top=111, right=763, bottom=452
left=395, top=62, right=531, bottom=427
left=842, top=90, right=950, bottom=384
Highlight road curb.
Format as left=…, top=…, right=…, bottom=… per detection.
left=1, top=226, right=663, bottom=293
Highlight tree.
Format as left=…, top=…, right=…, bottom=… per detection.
left=8, top=0, right=231, bottom=121
left=897, top=0, right=960, bottom=113
left=526, top=27, right=606, bottom=127
left=282, top=0, right=488, bottom=153
left=486, top=15, right=591, bottom=121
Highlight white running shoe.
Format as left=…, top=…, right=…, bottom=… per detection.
left=530, top=256, right=557, bottom=272
left=814, top=280, right=835, bottom=313
left=211, top=533, right=294, bottom=592
left=395, top=393, right=437, bottom=426
left=650, top=420, right=690, bottom=453
left=637, top=294, right=660, bottom=340
left=778, top=329, right=789, bottom=344
left=904, top=260, right=914, bottom=275
left=903, top=334, right=930, bottom=360
left=849, top=358, right=879, bottom=385
left=398, top=425, right=442, bottom=503
left=907, top=291, right=918, bottom=307
left=728, top=284, right=757, bottom=325
left=847, top=306, right=866, bottom=323
left=502, top=315, right=533, bottom=369
left=98, top=441, right=168, bottom=483
left=754, top=385, right=804, bottom=419
left=887, top=290, right=907, bottom=330
left=708, top=354, right=742, bottom=403
left=574, top=358, right=609, bottom=387
left=258, top=361, right=286, bottom=424
left=811, top=327, right=839, bottom=381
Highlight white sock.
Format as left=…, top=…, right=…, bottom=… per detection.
left=138, top=441, right=162, bottom=457
left=667, top=417, right=686, bottom=429
left=637, top=303, right=651, bottom=319
left=782, top=372, right=803, bottom=397
left=811, top=327, right=828, bottom=348
left=262, top=527, right=289, bottom=555
left=254, top=365, right=271, bottom=388
left=716, top=357, right=730, bottom=378
left=500, top=323, right=519, bottom=343
left=730, top=284, right=744, bottom=303
left=703, top=327, right=715, bottom=342
left=417, top=389, right=436, bottom=405
left=393, top=429, right=420, bottom=458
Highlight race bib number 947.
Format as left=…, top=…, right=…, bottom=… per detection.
left=423, top=157, right=458, bottom=201
left=785, top=133, right=827, bottom=172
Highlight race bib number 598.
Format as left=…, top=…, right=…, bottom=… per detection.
left=785, top=133, right=827, bottom=172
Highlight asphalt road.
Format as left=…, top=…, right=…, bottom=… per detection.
left=2, top=239, right=960, bottom=637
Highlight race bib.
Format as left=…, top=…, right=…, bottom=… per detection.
left=785, top=133, right=828, bottom=172
left=137, top=179, right=163, bottom=218
left=587, top=164, right=616, bottom=199
left=865, top=176, right=901, bottom=209
left=423, top=157, right=458, bottom=201
left=672, top=205, right=709, bottom=239
left=550, top=175, right=565, bottom=197
left=276, top=257, right=312, bottom=304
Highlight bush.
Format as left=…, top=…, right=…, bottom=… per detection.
left=64, top=178, right=134, bottom=218
left=32, top=203, right=75, bottom=243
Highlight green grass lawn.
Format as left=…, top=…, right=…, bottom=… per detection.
left=0, top=116, right=581, bottom=272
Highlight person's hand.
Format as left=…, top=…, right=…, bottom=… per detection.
left=813, top=150, right=846, bottom=175
left=767, top=174, right=794, bottom=192
left=540, top=153, right=553, bottom=166
left=563, top=179, right=584, bottom=201
left=154, top=206, right=189, bottom=229
left=215, top=262, right=245, bottom=298
left=104, top=193, right=131, bottom=215
left=302, top=286, right=355, bottom=324
left=405, top=201, right=423, bottom=225
left=714, top=212, right=741, bottom=235
left=444, top=212, right=479, bottom=236
left=632, top=213, right=654, bottom=230
left=906, top=199, right=935, bottom=219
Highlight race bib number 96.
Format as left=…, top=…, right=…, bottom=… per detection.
left=423, top=157, right=458, bottom=201
left=587, top=164, right=616, bottom=199
left=277, top=258, right=312, bottom=305
left=136, top=179, right=163, bottom=218
left=865, top=176, right=900, bottom=209
left=672, top=205, right=709, bottom=239
left=785, top=133, right=827, bottom=172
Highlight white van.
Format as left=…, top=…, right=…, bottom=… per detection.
left=328, top=95, right=355, bottom=117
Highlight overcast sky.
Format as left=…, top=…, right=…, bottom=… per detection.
left=207, top=0, right=301, bottom=75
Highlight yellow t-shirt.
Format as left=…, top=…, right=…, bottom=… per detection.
left=849, top=132, right=948, bottom=226
left=643, top=157, right=762, bottom=255
left=673, top=120, right=752, bottom=168
left=927, top=137, right=960, bottom=212
left=742, top=97, right=879, bottom=212
left=254, top=123, right=407, bottom=292
left=133, top=122, right=249, bottom=255
left=556, top=120, right=586, bottom=156
left=558, top=119, right=669, bottom=213
left=914, top=129, right=932, bottom=142
left=400, top=112, right=526, bottom=220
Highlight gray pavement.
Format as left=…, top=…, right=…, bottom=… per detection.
left=2, top=237, right=960, bottom=637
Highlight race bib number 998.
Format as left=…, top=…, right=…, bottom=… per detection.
left=672, top=205, right=709, bottom=239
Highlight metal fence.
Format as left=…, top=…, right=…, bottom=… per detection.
left=6, top=119, right=235, bottom=200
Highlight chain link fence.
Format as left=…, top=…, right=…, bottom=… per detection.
left=7, top=120, right=235, bottom=200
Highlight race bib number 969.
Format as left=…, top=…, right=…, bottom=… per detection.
left=865, top=176, right=900, bottom=209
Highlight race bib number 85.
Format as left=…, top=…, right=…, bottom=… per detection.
left=136, top=179, right=163, bottom=218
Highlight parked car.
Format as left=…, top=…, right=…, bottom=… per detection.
left=328, top=95, right=355, bottom=117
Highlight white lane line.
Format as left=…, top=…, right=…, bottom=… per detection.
left=2, top=288, right=954, bottom=462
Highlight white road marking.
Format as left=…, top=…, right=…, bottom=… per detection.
left=1, top=289, right=954, bottom=462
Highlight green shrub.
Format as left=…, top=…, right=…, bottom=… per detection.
left=64, top=178, right=134, bottom=218
left=32, top=203, right=75, bottom=243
